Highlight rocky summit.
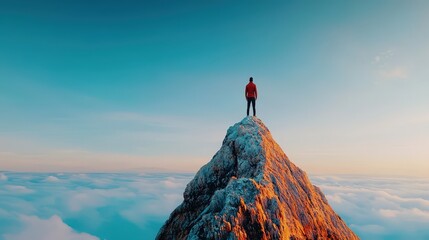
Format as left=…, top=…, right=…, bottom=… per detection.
left=157, top=117, right=359, bottom=240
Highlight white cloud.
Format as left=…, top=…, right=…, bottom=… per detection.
left=373, top=55, right=380, bottom=63
left=0, top=172, right=7, bottom=181
left=5, top=185, right=34, bottom=194
left=350, top=224, right=385, bottom=234
left=99, top=112, right=179, bottom=128
left=379, top=66, right=408, bottom=80
left=326, top=193, right=343, bottom=203
left=119, top=191, right=183, bottom=228
left=372, top=50, right=394, bottom=65
left=312, top=175, right=429, bottom=239
left=0, top=146, right=204, bottom=173
left=118, top=175, right=188, bottom=227
left=0, top=172, right=191, bottom=239
left=67, top=188, right=136, bottom=212
left=1, top=173, right=428, bottom=239
left=3, top=215, right=98, bottom=240
left=379, top=209, right=398, bottom=218
left=45, top=176, right=60, bottom=182
left=372, top=49, right=411, bottom=82
left=162, top=177, right=187, bottom=188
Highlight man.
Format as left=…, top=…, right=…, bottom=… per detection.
left=245, top=77, right=257, bottom=116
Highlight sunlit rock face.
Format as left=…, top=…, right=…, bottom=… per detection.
left=157, top=117, right=359, bottom=240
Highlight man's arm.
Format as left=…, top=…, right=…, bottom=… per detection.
left=255, top=86, right=258, bottom=99
left=245, top=86, right=247, bottom=98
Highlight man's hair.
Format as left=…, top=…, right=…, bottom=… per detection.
left=249, top=77, right=253, bottom=82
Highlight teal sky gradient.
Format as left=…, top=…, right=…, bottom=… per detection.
left=1, top=1, right=428, bottom=176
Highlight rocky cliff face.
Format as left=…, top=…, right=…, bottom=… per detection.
left=157, top=117, right=359, bottom=240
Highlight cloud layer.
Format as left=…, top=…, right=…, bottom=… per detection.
left=0, top=172, right=191, bottom=240
left=3, top=215, right=98, bottom=240
left=312, top=175, right=429, bottom=240
left=0, top=172, right=428, bottom=239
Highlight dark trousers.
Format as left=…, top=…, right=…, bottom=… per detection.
left=246, top=97, right=256, bottom=116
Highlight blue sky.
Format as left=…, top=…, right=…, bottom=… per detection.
left=1, top=1, right=429, bottom=176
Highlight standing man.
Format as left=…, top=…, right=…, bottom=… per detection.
left=245, top=77, right=257, bottom=116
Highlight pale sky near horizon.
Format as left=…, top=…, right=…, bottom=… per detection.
left=1, top=1, right=428, bottom=176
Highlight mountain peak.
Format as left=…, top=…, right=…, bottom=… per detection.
left=157, top=118, right=359, bottom=240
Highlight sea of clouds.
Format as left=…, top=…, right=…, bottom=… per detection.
left=312, top=175, right=429, bottom=239
left=0, top=172, right=428, bottom=240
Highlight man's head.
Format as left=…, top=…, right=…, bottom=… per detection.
left=249, top=77, right=253, bottom=82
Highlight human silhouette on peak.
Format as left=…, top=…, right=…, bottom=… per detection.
left=245, top=77, right=257, bottom=116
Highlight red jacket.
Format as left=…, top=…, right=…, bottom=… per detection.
left=245, top=82, right=257, bottom=98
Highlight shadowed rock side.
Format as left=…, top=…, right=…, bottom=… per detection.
left=157, top=117, right=359, bottom=240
